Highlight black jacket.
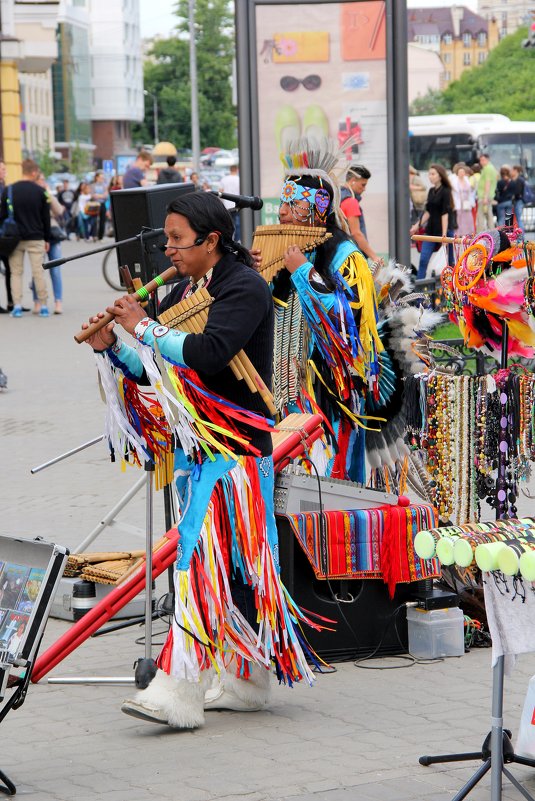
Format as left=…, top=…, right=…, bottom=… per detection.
left=157, top=168, right=183, bottom=185
left=159, top=252, right=274, bottom=454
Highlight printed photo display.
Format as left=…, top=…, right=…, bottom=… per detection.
left=0, top=562, right=45, bottom=660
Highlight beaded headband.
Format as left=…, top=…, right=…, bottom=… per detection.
left=279, top=179, right=332, bottom=222
left=279, top=137, right=353, bottom=231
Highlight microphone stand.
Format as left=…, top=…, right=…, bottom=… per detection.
left=40, top=226, right=177, bottom=686
left=43, top=226, right=164, bottom=271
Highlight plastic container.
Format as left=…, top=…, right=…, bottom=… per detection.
left=516, top=674, right=535, bottom=758
left=407, top=606, right=465, bottom=659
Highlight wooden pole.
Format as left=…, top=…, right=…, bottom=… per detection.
left=411, top=233, right=467, bottom=245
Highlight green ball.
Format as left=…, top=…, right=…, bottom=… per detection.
left=497, top=546, right=520, bottom=577
left=436, top=536, right=455, bottom=566
left=519, top=550, right=535, bottom=582
left=454, top=538, right=475, bottom=568
left=414, top=530, right=436, bottom=560
left=475, top=542, right=507, bottom=572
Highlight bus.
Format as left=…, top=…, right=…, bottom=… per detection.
left=408, top=114, right=535, bottom=185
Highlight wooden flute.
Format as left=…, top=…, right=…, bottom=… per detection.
left=74, top=265, right=179, bottom=343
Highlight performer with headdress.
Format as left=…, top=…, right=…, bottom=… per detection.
left=259, top=137, right=439, bottom=491
left=81, top=192, right=322, bottom=730
left=262, top=137, right=385, bottom=483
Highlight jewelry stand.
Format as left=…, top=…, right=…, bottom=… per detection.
left=419, top=221, right=535, bottom=800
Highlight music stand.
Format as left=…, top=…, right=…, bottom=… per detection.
left=0, top=535, right=69, bottom=795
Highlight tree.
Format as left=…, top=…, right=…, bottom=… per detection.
left=439, top=27, right=535, bottom=120
left=132, top=0, right=236, bottom=149
left=409, top=89, right=443, bottom=116
left=34, top=145, right=57, bottom=177
left=69, top=143, right=92, bottom=177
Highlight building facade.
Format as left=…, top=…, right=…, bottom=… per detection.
left=0, top=0, right=59, bottom=178
left=89, top=0, right=144, bottom=162
left=407, top=42, right=444, bottom=104
left=52, top=0, right=92, bottom=161
left=478, top=0, right=533, bottom=38
left=407, top=6, right=500, bottom=89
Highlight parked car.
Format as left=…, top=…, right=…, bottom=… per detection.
left=212, top=149, right=238, bottom=168
left=199, top=169, right=226, bottom=191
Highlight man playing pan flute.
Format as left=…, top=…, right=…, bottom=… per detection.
left=265, top=138, right=385, bottom=484
left=81, top=191, right=322, bottom=729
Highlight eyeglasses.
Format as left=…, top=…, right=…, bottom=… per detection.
left=280, top=74, right=322, bottom=92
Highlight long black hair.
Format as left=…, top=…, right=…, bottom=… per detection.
left=167, top=192, right=253, bottom=267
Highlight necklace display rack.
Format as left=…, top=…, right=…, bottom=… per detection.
left=416, top=217, right=535, bottom=801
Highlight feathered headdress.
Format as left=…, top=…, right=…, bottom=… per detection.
left=280, top=137, right=354, bottom=231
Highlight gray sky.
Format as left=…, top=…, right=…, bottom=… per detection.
left=139, top=0, right=479, bottom=40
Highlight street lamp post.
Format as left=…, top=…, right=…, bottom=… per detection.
left=143, top=89, right=159, bottom=144
left=189, top=0, right=200, bottom=172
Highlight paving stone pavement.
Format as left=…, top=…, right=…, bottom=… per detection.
left=1, top=240, right=535, bottom=801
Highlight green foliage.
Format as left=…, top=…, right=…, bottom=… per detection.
left=409, top=89, right=443, bottom=116
left=34, top=146, right=57, bottom=178
left=132, top=0, right=236, bottom=150
left=439, top=27, right=535, bottom=120
left=69, top=143, right=92, bottom=177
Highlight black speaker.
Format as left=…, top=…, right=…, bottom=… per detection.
left=277, top=516, right=426, bottom=662
left=110, top=182, right=196, bottom=284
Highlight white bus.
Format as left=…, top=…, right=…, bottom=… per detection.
left=408, top=114, right=535, bottom=184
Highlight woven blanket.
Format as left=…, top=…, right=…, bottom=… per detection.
left=280, top=503, right=440, bottom=595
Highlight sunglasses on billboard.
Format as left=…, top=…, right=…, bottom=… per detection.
left=280, top=74, right=322, bottom=92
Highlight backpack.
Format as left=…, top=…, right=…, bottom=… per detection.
left=523, top=179, right=535, bottom=205
left=0, top=186, right=21, bottom=257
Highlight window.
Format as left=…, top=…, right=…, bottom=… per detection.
left=477, top=31, right=486, bottom=46
left=478, top=52, right=486, bottom=64
left=463, top=32, right=471, bottom=47
left=463, top=53, right=471, bottom=65
left=443, top=52, right=451, bottom=64
left=443, top=33, right=452, bottom=45
left=444, top=70, right=451, bottom=81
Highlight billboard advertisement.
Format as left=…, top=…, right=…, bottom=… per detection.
left=254, top=1, right=389, bottom=256
left=236, top=0, right=409, bottom=264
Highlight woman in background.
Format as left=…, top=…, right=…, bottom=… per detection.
left=32, top=173, right=65, bottom=314
left=495, top=165, right=514, bottom=227
left=74, top=181, right=97, bottom=241
left=450, top=162, right=475, bottom=236
left=410, top=163, right=454, bottom=279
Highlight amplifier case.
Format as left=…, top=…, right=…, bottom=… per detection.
left=110, top=182, right=196, bottom=284
left=277, top=516, right=425, bottom=662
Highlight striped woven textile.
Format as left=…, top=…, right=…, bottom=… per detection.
left=280, top=503, right=440, bottom=595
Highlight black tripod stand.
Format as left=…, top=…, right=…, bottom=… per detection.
left=419, top=654, right=535, bottom=801
left=420, top=220, right=535, bottom=800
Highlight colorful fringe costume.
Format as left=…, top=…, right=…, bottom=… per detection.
left=94, top=253, right=323, bottom=723
left=274, top=137, right=419, bottom=486
left=272, top=238, right=383, bottom=483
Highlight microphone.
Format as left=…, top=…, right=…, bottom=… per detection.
left=211, top=191, right=263, bottom=211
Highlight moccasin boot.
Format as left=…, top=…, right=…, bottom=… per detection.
left=122, top=668, right=205, bottom=729
left=204, top=664, right=271, bottom=712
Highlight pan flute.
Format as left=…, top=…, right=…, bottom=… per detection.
left=252, top=224, right=332, bottom=282
left=157, top=287, right=276, bottom=415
